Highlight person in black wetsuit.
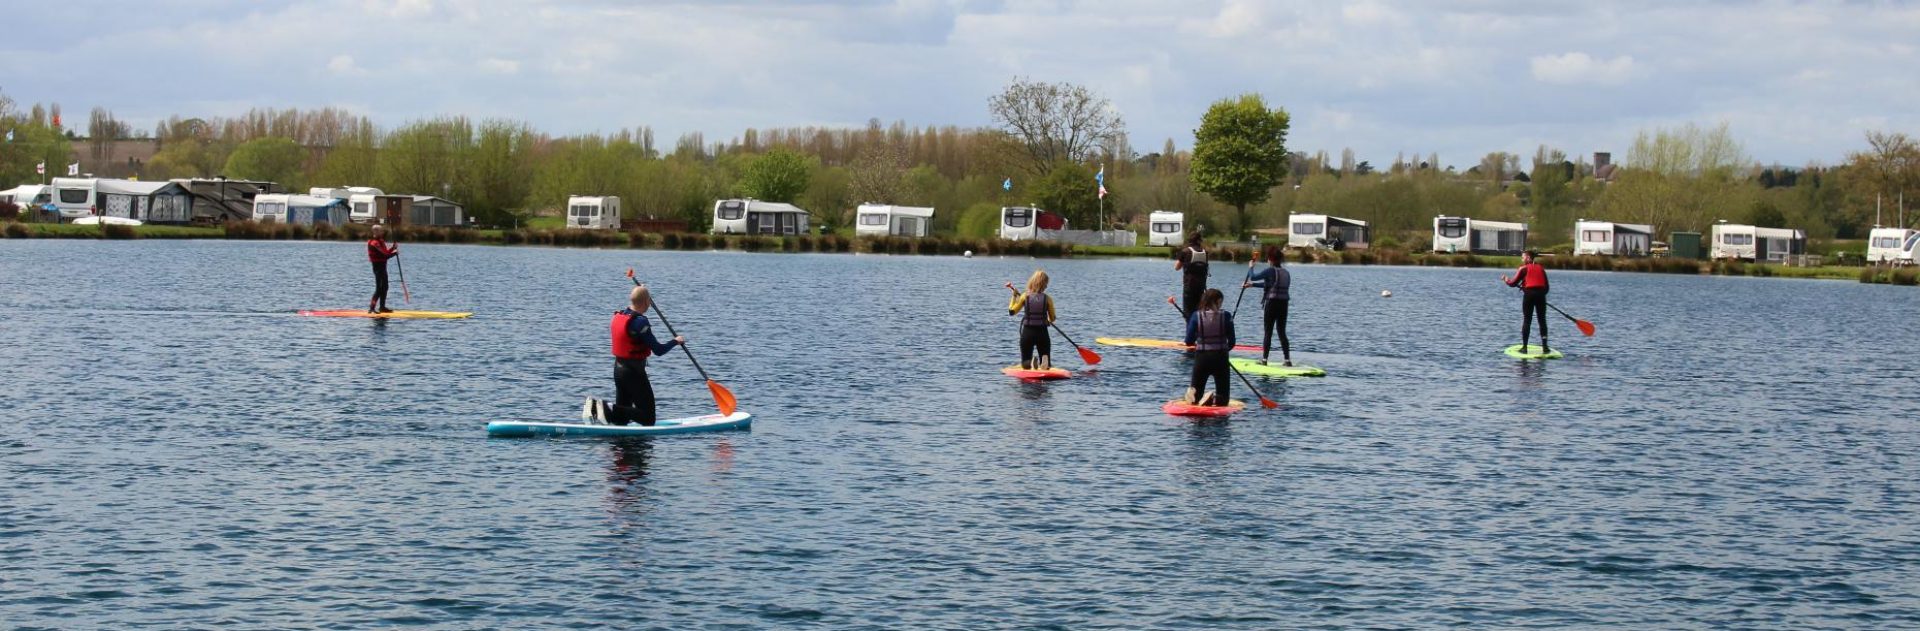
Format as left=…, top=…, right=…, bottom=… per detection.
left=1242, top=245, right=1293, bottom=366
left=1183, top=288, right=1236, bottom=405
left=366, top=225, right=398, bottom=313
left=1007, top=269, right=1055, bottom=370
left=586, top=285, right=685, bottom=426
left=1501, top=250, right=1550, bottom=354
left=1173, top=232, right=1210, bottom=318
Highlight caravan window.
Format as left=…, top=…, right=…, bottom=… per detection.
left=353, top=202, right=370, bottom=215
left=1438, top=221, right=1467, bottom=238
left=1291, top=222, right=1323, bottom=235
left=1873, top=237, right=1900, bottom=248
left=1152, top=222, right=1179, bottom=233
left=718, top=202, right=744, bottom=220
left=1005, top=209, right=1031, bottom=228
left=1721, top=233, right=1753, bottom=245
left=859, top=213, right=888, bottom=226
left=58, top=188, right=89, bottom=204
left=1581, top=230, right=1610, bottom=243
left=570, top=205, right=595, bottom=217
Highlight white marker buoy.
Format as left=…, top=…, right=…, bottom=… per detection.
left=1381, top=290, right=1393, bottom=298
left=964, top=250, right=974, bottom=258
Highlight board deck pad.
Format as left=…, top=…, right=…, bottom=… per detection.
left=298, top=309, right=473, bottom=319
left=487, top=412, right=753, bottom=437
left=1002, top=366, right=1071, bottom=380
left=1504, top=343, right=1564, bottom=359
left=1162, top=398, right=1247, bottom=417
left=1229, top=357, right=1326, bottom=377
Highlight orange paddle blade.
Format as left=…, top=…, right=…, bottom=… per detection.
left=1576, top=319, right=1596, bottom=337
left=1259, top=396, right=1280, bottom=409
left=1076, top=346, right=1102, bottom=365
left=708, top=380, right=737, bottom=416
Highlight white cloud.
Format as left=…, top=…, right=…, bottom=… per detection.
left=1530, top=52, right=1635, bottom=86
left=479, top=58, right=519, bottom=75
left=364, top=0, right=432, bottom=19
left=326, top=54, right=364, bottom=76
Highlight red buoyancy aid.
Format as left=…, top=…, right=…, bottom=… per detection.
left=1517, top=263, right=1548, bottom=290
left=367, top=239, right=397, bottom=263
left=1194, top=310, right=1230, bottom=351
left=611, top=310, right=649, bottom=360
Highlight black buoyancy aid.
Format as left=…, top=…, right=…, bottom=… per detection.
left=1023, top=293, right=1050, bottom=326
left=1194, top=310, right=1230, bottom=351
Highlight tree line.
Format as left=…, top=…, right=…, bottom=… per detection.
left=2, top=84, right=1915, bottom=243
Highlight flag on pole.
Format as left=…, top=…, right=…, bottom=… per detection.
left=67, top=163, right=79, bottom=176
left=4, top=129, right=12, bottom=142
left=1096, top=164, right=1108, bottom=199
left=35, top=161, right=46, bottom=175
left=1002, top=177, right=1012, bottom=191
left=52, top=113, right=61, bottom=127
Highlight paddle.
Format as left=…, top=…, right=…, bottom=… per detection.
left=394, top=242, right=411, bottom=306
left=1166, top=295, right=1278, bottom=409
left=626, top=268, right=737, bottom=416
left=1232, top=256, right=1253, bottom=314
left=1546, top=302, right=1596, bottom=337
left=1005, top=282, right=1101, bottom=365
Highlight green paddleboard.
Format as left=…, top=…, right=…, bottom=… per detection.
left=1229, top=357, right=1326, bottom=377
left=1504, top=343, right=1563, bottom=359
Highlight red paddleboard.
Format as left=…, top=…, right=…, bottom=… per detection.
left=1162, top=398, right=1247, bottom=417
left=1002, top=366, right=1071, bottom=380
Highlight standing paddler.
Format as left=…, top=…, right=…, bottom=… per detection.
left=366, top=225, right=399, bottom=314
left=1501, top=250, right=1550, bottom=355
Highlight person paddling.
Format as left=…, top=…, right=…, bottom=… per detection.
left=585, top=285, right=685, bottom=426
left=1173, top=232, right=1210, bottom=319
left=1008, top=270, right=1055, bottom=370
left=1502, top=250, right=1550, bottom=355
left=1183, top=288, right=1236, bottom=405
left=1241, top=245, right=1293, bottom=366
left=366, top=225, right=399, bottom=314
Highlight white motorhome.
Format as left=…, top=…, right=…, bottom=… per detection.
left=1867, top=227, right=1918, bottom=264
left=1573, top=220, right=1655, bottom=256
left=853, top=203, right=935, bottom=238
left=710, top=199, right=811, bottom=235
left=1288, top=213, right=1369, bottom=249
left=1710, top=222, right=1805, bottom=262
left=999, top=206, right=1060, bottom=241
left=566, top=196, right=622, bottom=230
left=1148, top=211, right=1185, bottom=246
left=50, top=177, right=99, bottom=220
left=1433, top=216, right=1527, bottom=255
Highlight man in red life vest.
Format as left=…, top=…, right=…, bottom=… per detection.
left=1501, top=250, right=1550, bottom=354
left=585, top=285, right=685, bottom=426
left=366, top=225, right=398, bottom=314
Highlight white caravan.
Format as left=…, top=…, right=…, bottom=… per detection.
left=853, top=204, right=935, bottom=238
left=1433, top=216, right=1528, bottom=254
left=50, top=177, right=99, bottom=219
left=1709, top=222, right=1805, bottom=262
left=710, top=199, right=811, bottom=235
left=1867, top=227, right=1918, bottom=264
left=567, top=196, right=622, bottom=230
left=1288, top=213, right=1369, bottom=249
left=1148, top=211, right=1185, bottom=246
left=1573, top=220, right=1655, bottom=256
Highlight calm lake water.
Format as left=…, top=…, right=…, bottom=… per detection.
left=2, top=239, right=1918, bottom=629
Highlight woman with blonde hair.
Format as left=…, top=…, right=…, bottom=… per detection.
left=1007, top=269, right=1056, bottom=370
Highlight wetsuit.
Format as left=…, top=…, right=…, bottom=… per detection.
left=1246, top=264, right=1291, bottom=363
left=1506, top=262, right=1549, bottom=351
left=366, top=238, right=398, bottom=312
left=611, top=308, right=681, bottom=426
left=1008, top=292, right=1055, bottom=369
left=1177, top=246, right=1210, bottom=317
left=1184, top=308, right=1236, bottom=404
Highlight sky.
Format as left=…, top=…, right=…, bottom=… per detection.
left=4, top=0, right=1917, bottom=168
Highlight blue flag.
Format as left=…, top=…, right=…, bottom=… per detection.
left=3, top=129, right=11, bottom=142
left=1002, top=177, right=1011, bottom=191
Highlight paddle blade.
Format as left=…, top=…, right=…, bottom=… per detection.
left=1077, top=346, right=1103, bottom=365
left=707, top=380, right=737, bottom=416
left=1259, top=396, right=1280, bottom=409
left=1576, top=319, right=1596, bottom=337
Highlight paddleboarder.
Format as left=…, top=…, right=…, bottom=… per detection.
left=1501, top=250, right=1550, bottom=355
left=1183, top=288, right=1236, bottom=405
left=1241, top=245, right=1293, bottom=366
left=366, top=225, right=399, bottom=314
left=1008, top=270, right=1055, bottom=370
left=1174, top=232, right=1210, bottom=319
left=586, top=284, right=685, bottom=426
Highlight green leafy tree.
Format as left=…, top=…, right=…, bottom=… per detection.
left=738, top=148, right=814, bottom=203
left=1190, top=94, right=1290, bottom=237
left=1029, top=160, right=1100, bottom=227
left=223, top=137, right=307, bottom=189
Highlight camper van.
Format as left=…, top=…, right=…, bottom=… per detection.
left=853, top=204, right=935, bottom=238
left=50, top=177, right=99, bottom=220
left=1573, top=220, right=1654, bottom=256
left=1710, top=222, right=1805, bottom=262
left=1288, top=213, right=1369, bottom=250
left=1148, top=211, right=1185, bottom=246
left=1867, top=227, right=1918, bottom=264
left=1433, top=216, right=1527, bottom=255
left=999, top=206, right=1066, bottom=241
left=710, top=199, right=811, bottom=235
left=567, top=196, right=622, bottom=230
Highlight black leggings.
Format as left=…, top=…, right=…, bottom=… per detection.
left=1262, top=298, right=1290, bottom=361
left=1181, top=282, right=1204, bottom=321
left=1190, top=349, right=1230, bottom=403
left=612, top=358, right=656, bottom=426
left=369, top=262, right=390, bottom=309
left=1521, top=289, right=1549, bottom=346
left=1019, top=325, right=1051, bottom=369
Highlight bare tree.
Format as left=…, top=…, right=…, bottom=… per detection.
left=987, top=78, right=1125, bottom=176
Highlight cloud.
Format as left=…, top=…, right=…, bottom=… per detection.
left=1530, top=52, right=1635, bottom=86
left=326, top=54, right=365, bottom=76
left=479, top=58, right=520, bottom=75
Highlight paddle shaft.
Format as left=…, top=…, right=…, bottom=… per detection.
left=630, top=276, right=712, bottom=381
left=394, top=247, right=411, bottom=305
left=1545, top=301, right=1579, bottom=324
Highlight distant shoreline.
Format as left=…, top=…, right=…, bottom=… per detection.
left=4, top=221, right=1911, bottom=285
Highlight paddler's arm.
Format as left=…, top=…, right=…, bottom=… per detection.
left=1046, top=296, right=1056, bottom=324
left=632, top=316, right=682, bottom=356
left=1225, top=311, right=1237, bottom=348
left=1008, top=292, right=1028, bottom=315
left=1183, top=312, right=1199, bottom=346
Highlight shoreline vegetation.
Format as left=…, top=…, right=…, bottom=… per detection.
left=5, top=220, right=1914, bottom=285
